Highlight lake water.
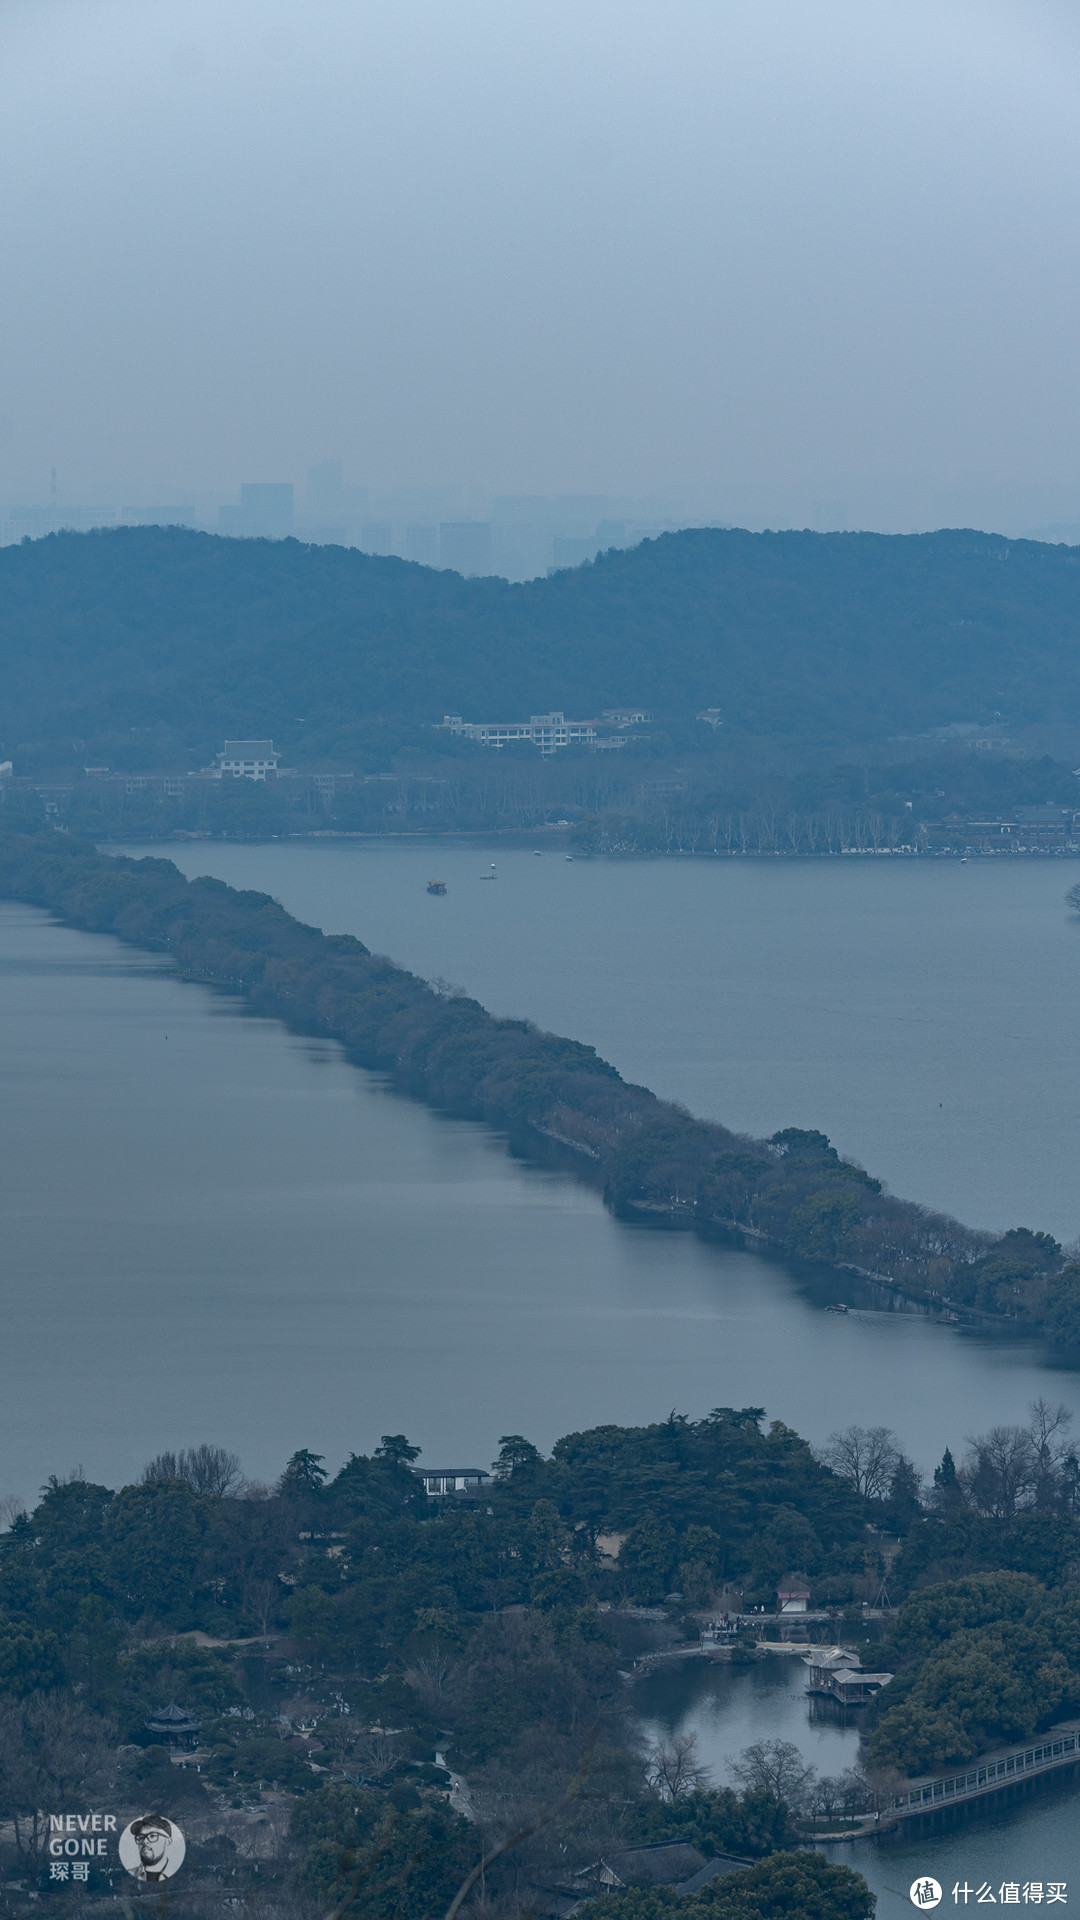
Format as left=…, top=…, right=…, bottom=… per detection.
left=636, top=1654, right=1080, bottom=1917
left=6, top=894, right=1077, bottom=1508
left=8, top=838, right=1080, bottom=1891
left=125, top=839, right=1080, bottom=1242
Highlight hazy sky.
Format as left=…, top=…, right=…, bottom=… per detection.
left=3, top=0, right=1080, bottom=530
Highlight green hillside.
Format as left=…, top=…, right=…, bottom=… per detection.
left=2, top=523, right=1079, bottom=766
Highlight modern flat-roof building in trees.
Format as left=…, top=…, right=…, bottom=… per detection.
left=412, top=1467, right=491, bottom=1498
left=439, top=711, right=603, bottom=755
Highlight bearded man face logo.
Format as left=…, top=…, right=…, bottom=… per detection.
left=119, top=1816, right=186, bottom=1882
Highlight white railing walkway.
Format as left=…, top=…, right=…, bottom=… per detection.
left=892, top=1722, right=1080, bottom=1820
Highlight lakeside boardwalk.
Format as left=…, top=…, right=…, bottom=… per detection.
left=888, top=1722, right=1080, bottom=1825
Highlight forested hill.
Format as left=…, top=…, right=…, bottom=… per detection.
left=3, top=523, right=1080, bottom=764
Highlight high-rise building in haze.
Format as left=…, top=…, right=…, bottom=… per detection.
left=359, top=522, right=396, bottom=557
left=219, top=483, right=294, bottom=538
left=439, top=521, right=492, bottom=576
left=406, top=524, right=439, bottom=565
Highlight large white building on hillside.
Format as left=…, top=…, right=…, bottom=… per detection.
left=215, top=740, right=279, bottom=780
left=439, top=709, right=648, bottom=756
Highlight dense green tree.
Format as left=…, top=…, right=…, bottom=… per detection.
left=618, top=1517, right=679, bottom=1602
left=373, top=1434, right=421, bottom=1466
left=493, top=1434, right=544, bottom=1478
left=101, top=1480, right=208, bottom=1624
left=1044, top=1265, right=1080, bottom=1346
left=0, top=1617, right=64, bottom=1697
left=889, top=1571, right=1042, bottom=1658
left=933, top=1447, right=958, bottom=1495
left=583, top=1851, right=874, bottom=1920
left=277, top=1449, right=328, bottom=1497
left=866, top=1573, right=1080, bottom=1772
left=698, top=1850, right=874, bottom=1919
left=296, top=1800, right=476, bottom=1916
left=630, top=1785, right=794, bottom=1858
left=883, top=1458, right=924, bottom=1532
left=116, top=1640, right=244, bottom=1719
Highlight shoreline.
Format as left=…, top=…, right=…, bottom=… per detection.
left=0, top=824, right=1074, bottom=1363
left=95, top=823, right=1080, bottom=861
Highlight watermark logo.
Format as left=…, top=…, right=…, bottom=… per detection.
left=48, top=1813, right=116, bottom=1858
left=118, top=1816, right=186, bottom=1883
left=912, top=1880, right=944, bottom=1910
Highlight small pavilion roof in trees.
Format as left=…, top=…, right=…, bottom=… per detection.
left=145, top=1701, right=202, bottom=1748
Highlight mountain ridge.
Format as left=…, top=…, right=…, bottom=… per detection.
left=2, top=522, right=1079, bottom=763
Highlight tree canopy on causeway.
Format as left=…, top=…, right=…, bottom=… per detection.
left=1, top=825, right=1077, bottom=1348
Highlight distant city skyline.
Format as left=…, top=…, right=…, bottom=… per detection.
left=2, top=459, right=1078, bottom=579
left=0, top=466, right=716, bottom=579
left=3, top=2, right=1080, bottom=552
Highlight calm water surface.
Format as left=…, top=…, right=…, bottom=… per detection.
left=127, top=840, right=1080, bottom=1240
left=637, top=1655, right=1080, bottom=1915
left=3, top=895, right=1080, bottom=1503
left=10, top=843, right=1080, bottom=1882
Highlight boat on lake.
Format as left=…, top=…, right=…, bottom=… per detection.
left=426, top=881, right=447, bottom=895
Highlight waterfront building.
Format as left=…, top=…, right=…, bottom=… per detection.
left=776, top=1572, right=811, bottom=1614
left=803, top=1647, right=893, bottom=1704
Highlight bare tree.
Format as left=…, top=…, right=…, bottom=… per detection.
left=813, top=1767, right=875, bottom=1821
left=351, top=1728, right=405, bottom=1782
left=646, top=1732, right=712, bottom=1800
left=959, top=1404, right=1077, bottom=1518
left=244, top=1576, right=281, bottom=1644
left=182, top=1443, right=244, bottom=1497
left=811, top=1773, right=842, bottom=1820
left=403, top=1649, right=452, bottom=1714
left=0, top=1695, right=116, bottom=1866
left=820, top=1426, right=902, bottom=1502
left=142, top=1450, right=183, bottom=1483
left=438, top=1728, right=601, bottom=1920
left=142, top=1444, right=243, bottom=1498
left=0, top=1494, right=26, bottom=1531
left=960, top=1425, right=1037, bottom=1518
left=729, top=1739, right=815, bottom=1812
left=836, top=1767, right=876, bottom=1817
left=1028, top=1399, right=1075, bottom=1509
